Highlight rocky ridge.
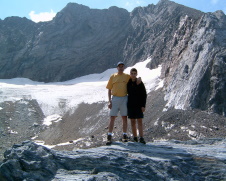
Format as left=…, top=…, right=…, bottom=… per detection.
left=0, top=3, right=130, bottom=82
left=0, top=139, right=226, bottom=180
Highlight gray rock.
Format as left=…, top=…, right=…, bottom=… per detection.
left=0, top=140, right=226, bottom=180
left=162, top=10, right=226, bottom=116
left=0, top=100, right=45, bottom=161
left=0, top=3, right=130, bottom=82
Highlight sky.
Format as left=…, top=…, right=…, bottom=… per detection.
left=0, top=0, right=225, bottom=22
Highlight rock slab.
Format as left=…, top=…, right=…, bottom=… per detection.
left=0, top=140, right=226, bottom=180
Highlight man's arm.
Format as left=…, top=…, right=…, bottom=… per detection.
left=137, top=77, right=142, bottom=85
left=108, top=89, right=112, bottom=109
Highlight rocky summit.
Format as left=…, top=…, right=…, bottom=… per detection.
left=0, top=139, right=226, bottom=181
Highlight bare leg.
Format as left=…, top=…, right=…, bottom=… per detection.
left=131, top=119, right=137, bottom=137
left=122, top=116, right=127, bottom=133
left=137, top=118, right=144, bottom=137
left=108, top=116, right=116, bottom=133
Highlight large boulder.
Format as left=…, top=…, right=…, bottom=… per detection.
left=0, top=140, right=226, bottom=180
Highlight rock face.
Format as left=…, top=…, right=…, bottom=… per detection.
left=123, top=0, right=204, bottom=66
left=0, top=100, right=45, bottom=161
left=123, top=0, right=226, bottom=116
left=162, top=10, right=226, bottom=116
left=0, top=4, right=130, bottom=82
left=0, top=140, right=226, bottom=180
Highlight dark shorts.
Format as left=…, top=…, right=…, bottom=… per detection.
left=128, top=107, right=144, bottom=119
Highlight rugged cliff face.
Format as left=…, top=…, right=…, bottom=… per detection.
left=123, top=0, right=204, bottom=66
left=160, top=8, right=226, bottom=116
left=0, top=3, right=130, bottom=82
left=123, top=0, right=226, bottom=115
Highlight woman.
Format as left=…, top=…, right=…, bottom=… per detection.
left=127, top=68, right=147, bottom=144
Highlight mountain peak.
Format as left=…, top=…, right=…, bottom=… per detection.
left=157, top=0, right=176, bottom=6
left=63, top=2, right=90, bottom=11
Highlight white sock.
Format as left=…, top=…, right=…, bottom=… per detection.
left=108, top=132, right=112, bottom=136
left=123, top=133, right=127, bottom=135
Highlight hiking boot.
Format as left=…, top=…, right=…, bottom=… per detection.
left=122, top=134, right=128, bottom=142
left=139, top=137, right=146, bottom=144
left=133, top=137, right=138, bottom=142
left=106, top=134, right=112, bottom=145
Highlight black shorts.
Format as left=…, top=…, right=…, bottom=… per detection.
left=128, top=107, right=144, bottom=119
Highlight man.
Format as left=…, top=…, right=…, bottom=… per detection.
left=106, top=62, right=140, bottom=145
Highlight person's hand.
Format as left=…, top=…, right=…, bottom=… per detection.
left=141, top=107, right=145, bottom=112
left=137, top=77, right=142, bottom=85
left=108, top=101, right=112, bottom=109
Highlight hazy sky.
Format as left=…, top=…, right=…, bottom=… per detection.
left=0, top=0, right=225, bottom=22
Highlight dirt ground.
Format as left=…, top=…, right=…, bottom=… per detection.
left=1, top=89, right=226, bottom=161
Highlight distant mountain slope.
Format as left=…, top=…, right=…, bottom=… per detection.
left=0, top=4, right=130, bottom=82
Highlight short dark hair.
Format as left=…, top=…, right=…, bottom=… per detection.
left=130, top=68, right=137, bottom=73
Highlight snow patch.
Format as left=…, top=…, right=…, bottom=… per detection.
left=0, top=58, right=162, bottom=116
left=34, top=140, right=55, bottom=149
left=188, top=130, right=198, bottom=138
left=31, top=135, right=38, bottom=140
left=9, top=130, right=18, bottom=134
left=154, top=121, right=159, bottom=126
left=155, top=79, right=164, bottom=90
left=43, top=114, right=62, bottom=126
left=181, top=126, right=188, bottom=131
left=34, top=138, right=85, bottom=149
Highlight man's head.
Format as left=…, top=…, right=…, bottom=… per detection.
left=117, top=62, right=125, bottom=73
left=117, top=62, right=124, bottom=67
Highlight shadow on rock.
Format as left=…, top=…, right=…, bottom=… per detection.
left=2, top=140, right=225, bottom=180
